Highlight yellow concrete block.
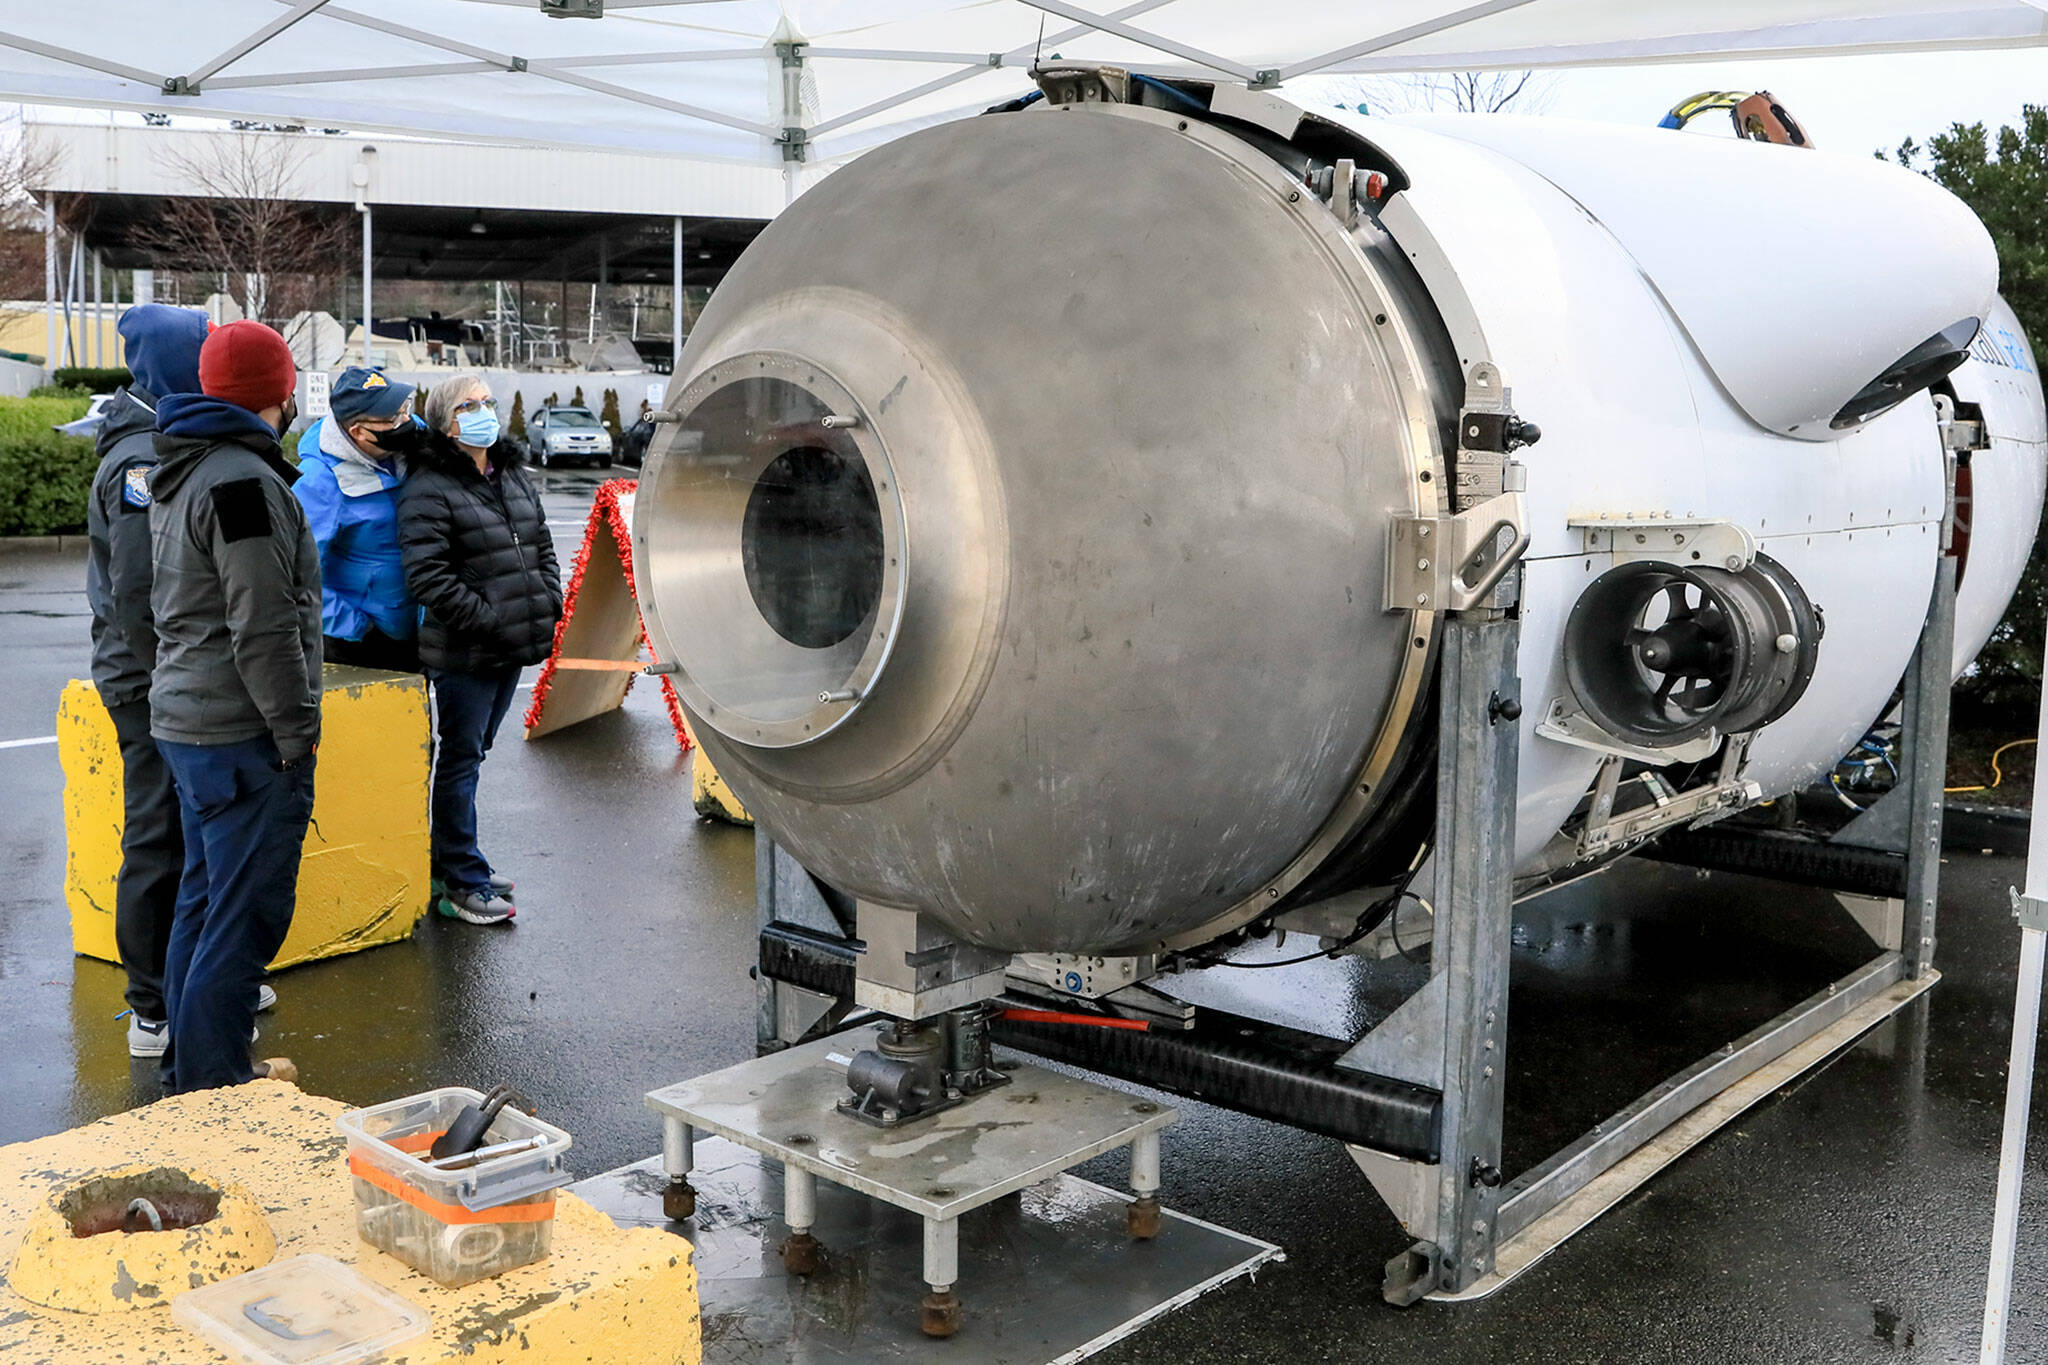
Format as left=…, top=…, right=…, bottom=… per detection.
left=686, top=721, right=752, bottom=827
left=0, top=1083, right=701, bottom=1364
left=8, top=1164, right=275, bottom=1314
left=60, top=666, right=433, bottom=970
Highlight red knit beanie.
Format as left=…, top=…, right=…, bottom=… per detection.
left=198, top=320, right=297, bottom=413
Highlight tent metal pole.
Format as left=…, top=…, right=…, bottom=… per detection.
left=42, top=201, right=54, bottom=379
left=91, top=249, right=101, bottom=368
left=806, top=0, right=1176, bottom=139
left=1981, top=919, right=2044, bottom=1363
left=181, top=0, right=336, bottom=89
left=211, top=59, right=497, bottom=90
left=494, top=280, right=504, bottom=368
left=1277, top=0, right=1543, bottom=82
left=1013, top=1, right=1258, bottom=80
left=671, top=216, right=682, bottom=376
left=1982, top=655, right=2048, bottom=1362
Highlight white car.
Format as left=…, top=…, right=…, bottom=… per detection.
left=54, top=393, right=115, bottom=439
left=526, top=405, right=613, bottom=469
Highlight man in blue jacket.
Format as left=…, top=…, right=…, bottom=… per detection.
left=293, top=367, right=422, bottom=671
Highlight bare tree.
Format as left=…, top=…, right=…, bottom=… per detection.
left=1324, top=69, right=1554, bottom=119
left=0, top=111, right=61, bottom=299
left=138, top=132, right=350, bottom=323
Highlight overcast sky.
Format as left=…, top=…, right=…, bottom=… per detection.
left=1308, top=46, right=2048, bottom=157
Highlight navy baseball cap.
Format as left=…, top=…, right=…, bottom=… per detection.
left=330, top=367, right=415, bottom=423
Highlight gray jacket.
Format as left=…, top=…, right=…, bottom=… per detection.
left=147, top=397, right=323, bottom=759
left=84, top=388, right=163, bottom=708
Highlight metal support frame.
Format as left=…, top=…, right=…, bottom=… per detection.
left=1369, top=606, right=1521, bottom=1299
left=1361, top=540, right=1960, bottom=1303
left=1901, top=556, right=1957, bottom=979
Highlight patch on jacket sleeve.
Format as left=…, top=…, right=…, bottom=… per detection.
left=210, top=478, right=273, bottom=543
left=120, top=463, right=153, bottom=510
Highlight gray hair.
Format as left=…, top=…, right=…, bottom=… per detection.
left=422, top=370, right=492, bottom=437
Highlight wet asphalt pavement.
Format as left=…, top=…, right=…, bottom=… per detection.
left=4, top=467, right=2048, bottom=1361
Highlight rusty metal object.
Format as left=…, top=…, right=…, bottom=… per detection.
left=1126, top=1195, right=1162, bottom=1241
left=920, top=1288, right=962, bottom=1338
left=661, top=1178, right=696, bottom=1222
left=780, top=1231, right=822, bottom=1276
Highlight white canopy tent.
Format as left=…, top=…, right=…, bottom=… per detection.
left=3, top=1, right=2048, bottom=203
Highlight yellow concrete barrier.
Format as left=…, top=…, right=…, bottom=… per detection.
left=0, top=1082, right=701, bottom=1364
left=59, top=666, right=432, bottom=970
left=687, top=722, right=753, bottom=827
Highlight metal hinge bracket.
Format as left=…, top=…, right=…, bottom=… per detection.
left=2011, top=888, right=2048, bottom=933
left=1455, top=362, right=1540, bottom=512
left=1386, top=489, right=1530, bottom=615
left=1571, top=516, right=1756, bottom=573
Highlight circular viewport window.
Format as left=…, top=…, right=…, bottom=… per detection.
left=642, top=360, right=905, bottom=748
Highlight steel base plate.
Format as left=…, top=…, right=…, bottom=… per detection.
left=646, top=1031, right=1176, bottom=1222
left=574, top=1143, right=1283, bottom=1363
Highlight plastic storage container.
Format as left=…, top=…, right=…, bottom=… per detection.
left=336, top=1088, right=573, bottom=1288
left=172, top=1253, right=430, bottom=1365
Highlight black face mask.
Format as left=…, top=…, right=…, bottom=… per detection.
left=363, top=421, right=428, bottom=458
left=275, top=396, right=298, bottom=438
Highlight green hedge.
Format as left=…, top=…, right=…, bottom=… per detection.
left=0, top=394, right=97, bottom=536
left=54, top=366, right=132, bottom=393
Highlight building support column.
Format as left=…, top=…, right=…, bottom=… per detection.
left=359, top=204, right=373, bottom=364
left=671, top=217, right=684, bottom=375
left=42, top=200, right=55, bottom=377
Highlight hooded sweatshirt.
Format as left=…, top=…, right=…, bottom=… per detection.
left=84, top=304, right=208, bottom=707
left=148, top=394, right=323, bottom=759
left=292, top=415, right=419, bottom=642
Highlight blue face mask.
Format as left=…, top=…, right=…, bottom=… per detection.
left=456, top=407, right=501, bottom=448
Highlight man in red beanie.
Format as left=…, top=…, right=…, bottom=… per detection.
left=147, top=319, right=312, bottom=1092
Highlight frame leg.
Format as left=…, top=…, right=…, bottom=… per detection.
left=1900, top=555, right=1956, bottom=980
left=1412, top=611, right=1520, bottom=1298
left=1127, top=1130, right=1162, bottom=1239
left=780, top=1163, right=822, bottom=1275
left=920, top=1216, right=962, bottom=1338
left=660, top=1118, right=696, bottom=1221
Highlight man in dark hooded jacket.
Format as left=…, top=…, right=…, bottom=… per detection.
left=149, top=319, right=315, bottom=1092
left=85, top=303, right=211, bottom=1058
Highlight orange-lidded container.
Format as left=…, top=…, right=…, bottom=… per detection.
left=336, top=1088, right=572, bottom=1288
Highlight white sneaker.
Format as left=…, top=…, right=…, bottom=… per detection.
left=443, top=888, right=517, bottom=925
left=129, top=1019, right=263, bottom=1057
left=257, top=983, right=277, bottom=1012
left=128, top=1016, right=168, bottom=1058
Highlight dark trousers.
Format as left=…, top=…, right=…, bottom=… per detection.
left=428, top=666, right=521, bottom=895
left=107, top=698, right=181, bottom=1020
left=158, top=736, right=317, bottom=1093
left=324, top=628, right=420, bottom=673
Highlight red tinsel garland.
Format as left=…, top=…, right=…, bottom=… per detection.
left=522, top=477, right=692, bottom=753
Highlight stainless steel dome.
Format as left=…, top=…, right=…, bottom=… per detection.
left=635, top=101, right=1448, bottom=953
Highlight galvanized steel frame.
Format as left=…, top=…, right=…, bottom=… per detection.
left=1367, top=544, right=1960, bottom=1300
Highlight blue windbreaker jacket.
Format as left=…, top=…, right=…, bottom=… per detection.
left=291, top=417, right=418, bottom=642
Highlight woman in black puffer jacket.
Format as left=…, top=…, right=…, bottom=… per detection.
left=398, top=372, right=562, bottom=925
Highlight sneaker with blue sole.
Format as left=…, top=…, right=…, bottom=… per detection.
left=439, top=887, right=516, bottom=925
